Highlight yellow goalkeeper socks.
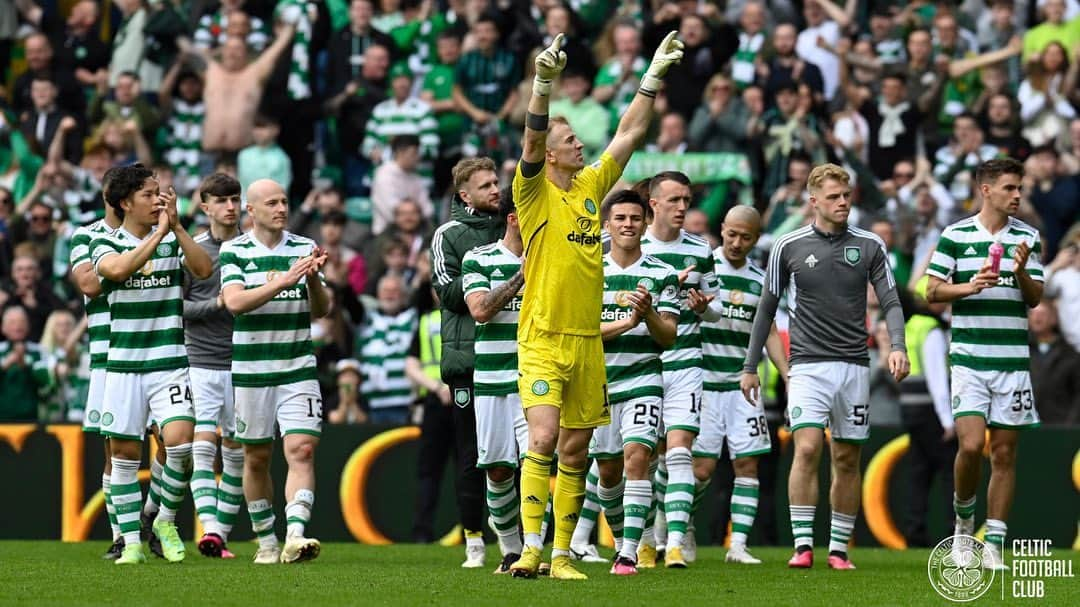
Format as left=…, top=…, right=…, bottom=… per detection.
left=520, top=451, right=553, bottom=548
left=552, top=462, right=587, bottom=553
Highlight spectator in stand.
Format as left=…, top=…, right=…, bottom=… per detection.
left=647, top=8, right=736, bottom=121
left=866, top=7, right=905, bottom=67
left=319, top=210, right=367, bottom=296
left=0, top=188, right=13, bottom=275
left=1028, top=302, right=1080, bottom=425
left=37, top=307, right=78, bottom=421
left=1045, top=228, right=1080, bottom=351
left=368, top=198, right=430, bottom=283
left=452, top=15, right=520, bottom=129
left=107, top=0, right=154, bottom=89
left=689, top=74, right=756, bottom=154
left=762, top=23, right=825, bottom=109
left=847, top=72, right=924, bottom=181
left=19, top=74, right=83, bottom=164
left=795, top=0, right=850, bottom=101
left=363, top=63, right=439, bottom=185
left=11, top=33, right=85, bottom=118
left=977, top=0, right=1023, bottom=83
left=540, top=4, right=595, bottom=80
left=365, top=238, right=415, bottom=296
left=180, top=20, right=297, bottom=156
left=548, top=70, right=610, bottom=159
left=371, top=135, right=434, bottom=236
left=292, top=186, right=367, bottom=251
left=646, top=111, right=689, bottom=154
left=910, top=183, right=946, bottom=270
left=87, top=70, right=161, bottom=145
left=328, top=0, right=400, bottom=96
left=762, top=150, right=812, bottom=237
left=1026, top=145, right=1080, bottom=260
left=1023, top=0, right=1080, bottom=61
left=592, top=19, right=647, bottom=135
left=421, top=31, right=466, bottom=197
left=1018, top=41, right=1077, bottom=147
left=871, top=217, right=913, bottom=290
left=933, top=113, right=1000, bottom=213
left=238, top=114, right=293, bottom=198
left=0, top=305, right=53, bottom=421
left=159, top=63, right=206, bottom=197
left=325, top=43, right=390, bottom=199
left=194, top=0, right=270, bottom=52
left=729, top=1, right=768, bottom=91
left=0, top=250, right=64, bottom=341
left=17, top=0, right=109, bottom=89
left=758, top=80, right=822, bottom=198
left=348, top=273, right=418, bottom=425
left=1058, top=118, right=1080, bottom=173
left=8, top=190, right=58, bottom=275
left=982, top=92, right=1032, bottom=161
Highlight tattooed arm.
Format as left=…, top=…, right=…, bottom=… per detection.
left=465, top=271, right=525, bottom=324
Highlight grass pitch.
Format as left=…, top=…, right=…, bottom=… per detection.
left=2, top=542, right=1076, bottom=606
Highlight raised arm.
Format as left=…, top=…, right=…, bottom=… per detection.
left=949, top=36, right=1023, bottom=79
left=161, top=187, right=212, bottom=279
left=519, top=34, right=568, bottom=173
left=604, top=31, right=684, bottom=167
left=817, top=0, right=854, bottom=29
left=251, top=22, right=297, bottom=85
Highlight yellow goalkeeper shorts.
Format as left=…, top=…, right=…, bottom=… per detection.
left=518, top=322, right=610, bottom=429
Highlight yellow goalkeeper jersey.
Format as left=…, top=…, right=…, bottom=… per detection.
left=513, top=152, right=623, bottom=337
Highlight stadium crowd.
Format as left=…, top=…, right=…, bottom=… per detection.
left=1, top=0, right=1077, bottom=427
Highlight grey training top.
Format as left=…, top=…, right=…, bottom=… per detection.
left=183, top=230, right=237, bottom=370
left=744, top=224, right=906, bottom=370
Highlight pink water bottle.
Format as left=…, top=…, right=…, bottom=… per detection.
left=989, top=241, right=1004, bottom=273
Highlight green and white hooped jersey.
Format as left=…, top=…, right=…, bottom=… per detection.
left=601, top=253, right=680, bottom=404
left=926, top=216, right=1044, bottom=372
left=91, top=227, right=188, bottom=373
left=462, top=242, right=522, bottom=397
left=701, top=252, right=765, bottom=392
left=220, top=231, right=320, bottom=388
left=358, top=308, right=418, bottom=409
left=640, top=230, right=719, bottom=371
left=71, top=220, right=114, bottom=370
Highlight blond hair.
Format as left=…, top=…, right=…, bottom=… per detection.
left=451, top=157, right=497, bottom=192
left=40, top=309, right=75, bottom=352
left=807, top=163, right=850, bottom=195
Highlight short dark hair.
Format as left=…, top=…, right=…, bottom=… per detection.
left=602, top=189, right=648, bottom=219
left=882, top=71, right=907, bottom=86
left=199, top=173, right=241, bottom=201
left=474, top=12, right=500, bottom=31
left=954, top=111, right=979, bottom=126
left=498, top=186, right=515, bottom=218
left=253, top=113, right=279, bottom=128
left=107, top=163, right=155, bottom=213
left=975, top=157, right=1024, bottom=186
left=390, top=134, right=420, bottom=155
left=648, top=171, right=691, bottom=199
left=30, top=72, right=56, bottom=85
left=117, top=70, right=140, bottom=82
left=323, top=210, right=348, bottom=225
left=1031, top=143, right=1059, bottom=158
left=437, top=29, right=462, bottom=43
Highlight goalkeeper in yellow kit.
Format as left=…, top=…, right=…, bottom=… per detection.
left=510, top=30, right=684, bottom=580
